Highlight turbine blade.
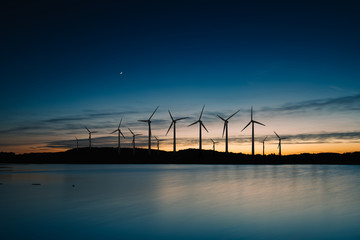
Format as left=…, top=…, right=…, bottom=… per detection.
left=264, top=136, right=268, bottom=142
left=128, top=128, right=135, bottom=136
left=274, top=131, right=280, bottom=139
left=241, top=121, right=251, bottom=132
left=149, top=106, right=159, bottom=120
left=254, top=121, right=265, bottom=126
left=201, top=122, right=209, bottom=132
left=175, top=117, right=189, bottom=121
left=217, top=115, right=226, bottom=121
left=85, top=127, right=90, bottom=132
left=165, top=122, right=174, bottom=136
left=118, top=118, right=122, bottom=129
left=199, top=105, right=205, bottom=120
left=138, top=120, right=148, bottom=122
left=168, top=110, right=174, bottom=121
left=120, top=131, right=125, bottom=138
left=188, top=120, right=199, bottom=127
left=251, top=106, right=253, bottom=120
left=111, top=130, right=117, bottom=134
left=222, top=123, right=226, bottom=138
left=227, top=109, right=240, bottom=120
left=210, top=138, right=215, bottom=143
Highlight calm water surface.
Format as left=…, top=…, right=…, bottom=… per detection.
left=1, top=164, right=360, bottom=239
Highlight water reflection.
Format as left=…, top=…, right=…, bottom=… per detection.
left=1, top=164, right=360, bottom=239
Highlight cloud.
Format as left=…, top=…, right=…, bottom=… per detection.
left=44, top=130, right=360, bottom=150
left=1, top=94, right=360, bottom=150
left=46, top=135, right=158, bottom=149
left=281, top=131, right=360, bottom=142
left=228, top=131, right=360, bottom=144
left=261, top=94, right=360, bottom=114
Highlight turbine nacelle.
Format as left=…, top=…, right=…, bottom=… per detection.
left=217, top=109, right=240, bottom=137
left=166, top=110, right=189, bottom=136
left=85, top=127, right=97, bottom=134
left=111, top=119, right=125, bottom=138
left=138, top=106, right=159, bottom=154
left=241, top=107, right=265, bottom=156
left=188, top=105, right=209, bottom=151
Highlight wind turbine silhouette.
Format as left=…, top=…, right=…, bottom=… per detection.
left=75, top=137, right=79, bottom=151
left=154, top=136, right=164, bottom=151
left=111, top=118, right=125, bottom=153
left=241, top=107, right=265, bottom=156
left=166, top=110, right=188, bottom=153
left=188, top=105, right=209, bottom=152
left=210, top=138, right=218, bottom=151
left=217, top=109, right=240, bottom=153
left=274, top=131, right=286, bottom=156
left=138, top=106, right=159, bottom=155
left=262, top=136, right=268, bottom=156
left=85, top=127, right=96, bottom=149
left=128, top=128, right=141, bottom=155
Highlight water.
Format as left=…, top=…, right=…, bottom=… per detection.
left=1, top=164, right=360, bottom=240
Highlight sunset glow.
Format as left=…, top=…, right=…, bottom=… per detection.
left=1, top=1, right=359, bottom=155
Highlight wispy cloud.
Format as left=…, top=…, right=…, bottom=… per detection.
left=46, top=135, right=165, bottom=149
left=45, top=131, right=360, bottom=150
left=261, top=94, right=360, bottom=113
left=281, top=131, right=360, bottom=142
left=229, top=131, right=360, bottom=144
left=2, top=94, right=360, bottom=152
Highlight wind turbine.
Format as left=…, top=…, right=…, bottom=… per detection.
left=154, top=136, right=164, bottom=151
left=75, top=137, right=79, bottom=151
left=210, top=138, right=218, bottom=151
left=129, top=128, right=141, bottom=155
left=274, top=131, right=286, bottom=156
left=217, top=109, right=240, bottom=153
left=241, top=107, right=265, bottom=156
left=166, top=110, right=188, bottom=153
left=111, top=118, right=125, bottom=153
left=188, top=105, right=209, bottom=152
left=85, top=127, right=96, bottom=149
left=138, top=106, right=159, bottom=155
left=262, top=136, right=268, bottom=156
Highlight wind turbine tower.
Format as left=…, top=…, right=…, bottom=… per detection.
left=217, top=109, right=240, bottom=153
left=138, top=106, right=159, bottom=155
left=85, top=127, right=96, bottom=149
left=262, top=136, right=268, bottom=156
left=166, top=110, right=188, bottom=153
left=75, top=137, right=79, bottom=151
left=210, top=138, right=218, bottom=151
left=111, top=118, right=125, bottom=153
left=274, top=131, right=286, bottom=156
left=129, top=128, right=141, bottom=155
left=241, top=107, right=265, bottom=156
left=154, top=136, right=164, bottom=151
left=188, top=105, right=209, bottom=152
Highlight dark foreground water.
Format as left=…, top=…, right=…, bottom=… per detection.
left=1, top=164, right=360, bottom=240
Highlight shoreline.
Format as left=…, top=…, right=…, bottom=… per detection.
left=1, top=148, right=360, bottom=165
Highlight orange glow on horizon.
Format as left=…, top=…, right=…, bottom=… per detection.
left=1, top=135, right=359, bottom=155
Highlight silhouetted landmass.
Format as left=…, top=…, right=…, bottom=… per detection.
left=1, top=148, right=360, bottom=164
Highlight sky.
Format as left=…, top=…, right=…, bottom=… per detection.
left=1, top=0, right=360, bottom=155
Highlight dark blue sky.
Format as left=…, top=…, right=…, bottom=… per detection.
left=1, top=0, right=360, bottom=153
